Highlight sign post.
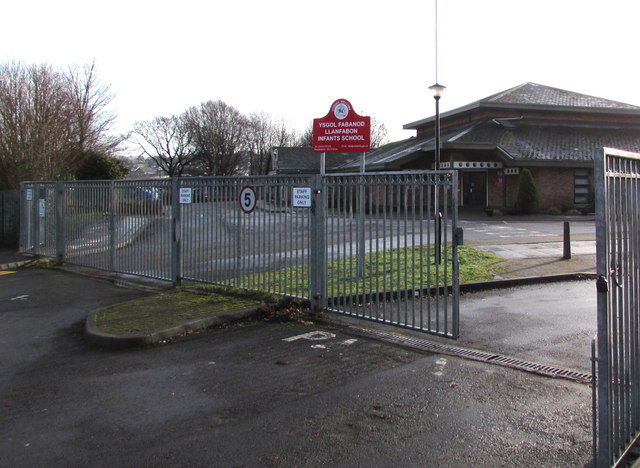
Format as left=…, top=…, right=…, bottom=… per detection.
left=312, top=99, right=371, bottom=280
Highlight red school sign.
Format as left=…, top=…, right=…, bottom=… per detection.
left=312, top=99, right=371, bottom=153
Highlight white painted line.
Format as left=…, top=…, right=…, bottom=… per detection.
left=341, top=339, right=358, bottom=346
left=283, top=331, right=336, bottom=342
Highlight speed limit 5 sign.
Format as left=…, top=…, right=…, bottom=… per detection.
left=239, top=185, right=257, bottom=214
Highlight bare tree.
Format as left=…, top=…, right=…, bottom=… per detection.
left=0, top=62, right=71, bottom=187
left=131, top=114, right=194, bottom=177
left=294, top=123, right=314, bottom=147
left=0, top=60, right=120, bottom=189
left=184, top=100, right=249, bottom=176
left=246, top=112, right=296, bottom=174
left=65, top=62, right=119, bottom=158
left=370, top=116, right=390, bottom=149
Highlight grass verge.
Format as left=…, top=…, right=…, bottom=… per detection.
left=89, top=246, right=503, bottom=337
left=239, top=245, right=504, bottom=296
left=90, top=288, right=276, bottom=336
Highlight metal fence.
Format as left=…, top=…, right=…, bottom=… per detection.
left=594, top=147, right=640, bottom=467
left=1, top=190, right=19, bottom=246
left=179, top=175, right=314, bottom=300
left=20, top=171, right=459, bottom=337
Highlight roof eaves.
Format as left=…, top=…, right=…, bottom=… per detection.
left=508, top=159, right=593, bottom=168
left=477, top=102, right=640, bottom=115
left=369, top=138, right=431, bottom=163
left=495, top=145, right=516, bottom=162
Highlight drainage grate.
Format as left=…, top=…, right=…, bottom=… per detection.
left=346, top=326, right=593, bottom=384
left=487, top=356, right=592, bottom=383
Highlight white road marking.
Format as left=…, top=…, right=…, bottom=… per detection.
left=433, top=358, right=448, bottom=377
left=283, top=331, right=336, bottom=342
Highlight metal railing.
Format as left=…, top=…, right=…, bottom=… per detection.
left=20, top=171, right=459, bottom=337
left=178, top=175, right=313, bottom=300
left=594, top=147, right=640, bottom=467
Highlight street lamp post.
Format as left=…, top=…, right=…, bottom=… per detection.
left=429, top=83, right=445, bottom=264
left=429, top=83, right=445, bottom=170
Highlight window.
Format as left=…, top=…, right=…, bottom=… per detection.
left=574, top=169, right=591, bottom=205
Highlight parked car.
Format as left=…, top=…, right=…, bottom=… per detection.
left=124, top=186, right=160, bottom=201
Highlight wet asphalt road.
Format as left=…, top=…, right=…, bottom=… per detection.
left=457, top=280, right=596, bottom=372
left=0, top=268, right=593, bottom=467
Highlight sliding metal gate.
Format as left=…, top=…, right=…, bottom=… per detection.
left=594, top=147, right=640, bottom=467
left=20, top=171, right=459, bottom=338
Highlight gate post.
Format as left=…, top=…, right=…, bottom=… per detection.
left=33, top=183, right=41, bottom=255
left=170, top=177, right=182, bottom=286
left=594, top=147, right=611, bottom=468
left=357, top=175, right=366, bottom=277
left=450, top=170, right=460, bottom=339
left=109, top=181, right=116, bottom=272
left=55, top=182, right=65, bottom=264
left=310, top=174, right=327, bottom=314
left=19, top=182, right=28, bottom=253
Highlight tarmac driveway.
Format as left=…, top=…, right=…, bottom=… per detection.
left=0, top=268, right=593, bottom=467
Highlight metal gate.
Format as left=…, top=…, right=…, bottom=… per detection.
left=316, top=171, right=460, bottom=338
left=594, top=147, right=640, bottom=467
left=20, top=171, right=459, bottom=338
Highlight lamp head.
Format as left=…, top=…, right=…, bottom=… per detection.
left=429, top=83, right=446, bottom=98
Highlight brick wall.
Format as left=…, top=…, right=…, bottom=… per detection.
left=493, top=167, right=576, bottom=211
left=533, top=168, right=575, bottom=209
left=488, top=167, right=575, bottom=210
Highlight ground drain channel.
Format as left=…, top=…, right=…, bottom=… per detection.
left=346, top=326, right=592, bottom=384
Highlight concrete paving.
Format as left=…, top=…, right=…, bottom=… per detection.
left=479, top=240, right=596, bottom=259
left=465, top=216, right=597, bottom=279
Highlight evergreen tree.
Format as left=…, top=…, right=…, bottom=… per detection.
left=75, top=151, right=128, bottom=180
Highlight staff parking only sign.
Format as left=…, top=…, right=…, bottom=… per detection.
left=312, top=99, right=371, bottom=153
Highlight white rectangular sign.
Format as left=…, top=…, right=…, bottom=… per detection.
left=38, top=199, right=46, bottom=217
left=179, top=188, right=192, bottom=204
left=26, top=189, right=33, bottom=201
left=292, top=187, right=312, bottom=207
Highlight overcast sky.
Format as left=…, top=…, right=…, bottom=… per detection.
left=3, top=0, right=639, bottom=144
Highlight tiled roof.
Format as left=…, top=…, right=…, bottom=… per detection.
left=404, top=83, right=640, bottom=130
left=389, top=119, right=640, bottom=166
left=484, top=83, right=640, bottom=109
left=451, top=120, right=640, bottom=163
left=343, top=119, right=640, bottom=170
